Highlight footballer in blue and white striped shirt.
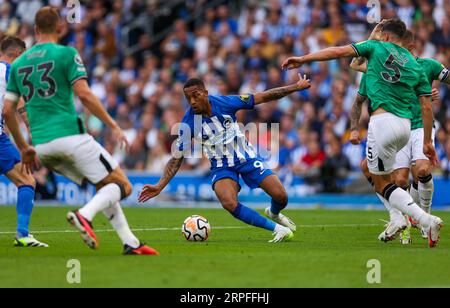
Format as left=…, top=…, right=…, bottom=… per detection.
left=139, top=75, right=311, bottom=243
left=0, top=36, right=48, bottom=247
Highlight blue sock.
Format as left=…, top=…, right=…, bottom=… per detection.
left=232, top=203, right=276, bottom=232
left=270, top=199, right=287, bottom=216
left=16, top=186, right=35, bottom=238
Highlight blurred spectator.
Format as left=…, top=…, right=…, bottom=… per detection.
left=34, top=168, right=57, bottom=201
left=441, top=138, right=450, bottom=179
left=321, top=136, right=351, bottom=192
left=0, top=0, right=448, bottom=182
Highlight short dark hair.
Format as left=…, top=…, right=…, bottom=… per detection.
left=381, top=18, right=407, bottom=39
left=183, top=78, right=205, bottom=90
left=35, top=6, right=60, bottom=34
left=402, top=30, right=415, bottom=46
left=0, top=36, right=26, bottom=54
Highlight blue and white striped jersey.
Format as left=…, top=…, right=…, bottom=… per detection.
left=177, top=94, right=258, bottom=170
left=0, top=61, right=11, bottom=136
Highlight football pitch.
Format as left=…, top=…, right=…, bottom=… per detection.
left=0, top=206, right=449, bottom=288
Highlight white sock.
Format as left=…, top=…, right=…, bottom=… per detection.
left=103, top=202, right=140, bottom=249
left=409, top=183, right=420, bottom=206
left=418, top=175, right=433, bottom=214
left=387, top=187, right=432, bottom=228
left=376, top=193, right=403, bottom=222
left=79, top=183, right=122, bottom=222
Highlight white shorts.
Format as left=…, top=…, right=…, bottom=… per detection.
left=366, top=113, right=411, bottom=175
left=35, top=134, right=118, bottom=185
left=394, top=128, right=436, bottom=170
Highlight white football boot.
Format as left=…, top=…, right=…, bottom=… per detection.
left=427, top=216, right=443, bottom=248
left=14, top=234, right=49, bottom=248
left=269, top=226, right=294, bottom=243
left=264, top=208, right=297, bottom=232
left=378, top=216, right=408, bottom=243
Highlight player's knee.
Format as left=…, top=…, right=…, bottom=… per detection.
left=272, top=189, right=288, bottom=206
left=416, top=164, right=431, bottom=179
left=394, top=177, right=409, bottom=190
left=221, top=198, right=238, bottom=213
left=118, top=179, right=133, bottom=199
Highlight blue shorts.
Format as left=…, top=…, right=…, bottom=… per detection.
left=0, top=134, right=21, bottom=175
left=211, top=158, right=274, bottom=191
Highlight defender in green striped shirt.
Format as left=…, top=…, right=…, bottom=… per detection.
left=348, top=30, right=450, bottom=243
left=3, top=6, right=158, bottom=255
left=281, top=18, right=442, bottom=248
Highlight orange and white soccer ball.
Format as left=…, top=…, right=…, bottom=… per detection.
left=182, top=215, right=211, bottom=242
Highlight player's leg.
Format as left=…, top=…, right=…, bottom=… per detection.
left=95, top=168, right=157, bottom=255
left=368, top=115, right=442, bottom=246
left=67, top=135, right=157, bottom=254
left=214, top=178, right=292, bottom=243
left=410, top=128, right=435, bottom=214
left=258, top=174, right=296, bottom=232
left=412, top=161, right=434, bottom=239
left=360, top=159, right=404, bottom=224
left=5, top=162, right=48, bottom=247
left=1, top=137, right=48, bottom=247
left=392, top=169, right=410, bottom=191
left=392, top=168, right=414, bottom=245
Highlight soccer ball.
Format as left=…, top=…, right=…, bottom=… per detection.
left=182, top=215, right=211, bottom=242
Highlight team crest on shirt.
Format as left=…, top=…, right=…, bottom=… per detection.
left=240, top=94, right=250, bottom=103
left=75, top=54, right=84, bottom=66
left=223, top=118, right=232, bottom=129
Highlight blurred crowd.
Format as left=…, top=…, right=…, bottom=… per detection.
left=0, top=0, right=449, bottom=193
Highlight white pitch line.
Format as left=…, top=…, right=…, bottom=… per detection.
left=0, top=224, right=382, bottom=235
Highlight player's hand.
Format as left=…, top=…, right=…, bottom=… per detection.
left=112, top=126, right=130, bottom=152
left=138, top=184, right=162, bottom=203
left=369, top=19, right=387, bottom=40
left=281, top=57, right=304, bottom=70
left=432, top=88, right=440, bottom=102
left=20, top=146, right=37, bottom=174
left=349, top=129, right=361, bottom=145
left=296, top=74, right=311, bottom=90
left=424, top=142, right=439, bottom=166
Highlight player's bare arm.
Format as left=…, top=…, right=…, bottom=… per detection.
left=349, top=94, right=368, bottom=145
left=17, top=98, right=31, bottom=136
left=73, top=79, right=129, bottom=150
left=3, top=98, right=36, bottom=174
left=420, top=95, right=438, bottom=165
left=253, top=74, right=311, bottom=105
left=138, top=156, right=185, bottom=202
left=281, top=46, right=356, bottom=70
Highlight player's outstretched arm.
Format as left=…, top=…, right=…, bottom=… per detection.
left=138, top=156, right=184, bottom=203
left=349, top=93, right=369, bottom=145
left=420, top=96, right=438, bottom=165
left=73, top=79, right=129, bottom=150
left=253, top=74, right=311, bottom=105
left=281, top=45, right=357, bottom=70
left=3, top=98, right=36, bottom=174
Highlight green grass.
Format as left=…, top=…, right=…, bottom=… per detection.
left=0, top=206, right=449, bottom=288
